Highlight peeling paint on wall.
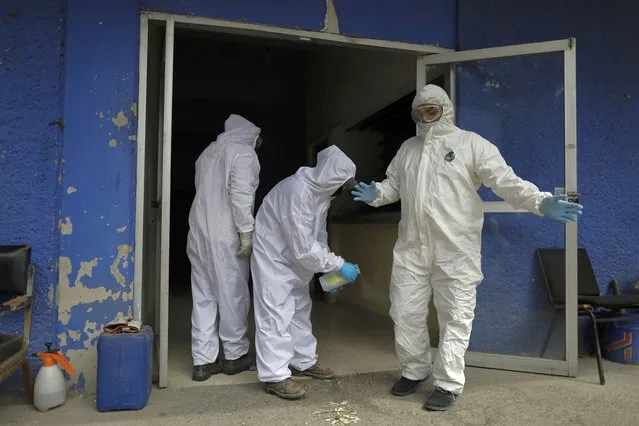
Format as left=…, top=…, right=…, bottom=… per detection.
left=111, top=111, right=128, bottom=129
left=116, top=225, right=127, bottom=233
left=109, top=244, right=132, bottom=287
left=130, top=101, right=137, bottom=117
left=66, top=186, right=77, bottom=194
left=59, top=216, right=73, bottom=235
left=323, top=0, right=340, bottom=34
left=108, top=138, right=118, bottom=148
left=68, top=330, right=81, bottom=342
left=57, top=257, right=119, bottom=325
left=58, top=332, right=67, bottom=347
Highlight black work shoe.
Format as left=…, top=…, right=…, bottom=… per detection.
left=391, top=376, right=427, bottom=396
left=424, top=387, right=457, bottom=411
left=223, top=354, right=252, bottom=375
left=192, top=361, right=223, bottom=381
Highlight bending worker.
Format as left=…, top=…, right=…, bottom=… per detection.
left=252, top=145, right=360, bottom=400
left=352, top=85, right=583, bottom=411
left=187, top=114, right=262, bottom=381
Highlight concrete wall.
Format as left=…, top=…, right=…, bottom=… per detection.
left=0, top=0, right=66, bottom=392
left=458, top=0, right=639, bottom=355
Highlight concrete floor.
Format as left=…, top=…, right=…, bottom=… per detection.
left=2, top=357, right=639, bottom=425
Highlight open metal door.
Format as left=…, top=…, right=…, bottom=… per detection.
left=134, top=16, right=175, bottom=389
left=416, top=39, right=578, bottom=377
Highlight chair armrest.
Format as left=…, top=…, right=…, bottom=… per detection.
left=0, top=295, right=32, bottom=316
left=609, top=280, right=622, bottom=296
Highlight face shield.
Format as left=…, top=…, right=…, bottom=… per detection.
left=331, top=177, right=358, bottom=198
left=411, top=103, right=443, bottom=124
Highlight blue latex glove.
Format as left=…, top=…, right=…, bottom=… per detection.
left=351, top=182, right=377, bottom=203
left=339, top=262, right=360, bottom=282
left=330, top=263, right=360, bottom=294
left=539, top=195, right=583, bottom=223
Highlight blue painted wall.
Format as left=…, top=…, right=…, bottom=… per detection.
left=0, top=0, right=66, bottom=393
left=458, top=0, right=639, bottom=356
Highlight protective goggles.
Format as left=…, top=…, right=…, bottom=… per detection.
left=410, top=103, right=443, bottom=124
left=332, top=177, right=358, bottom=197
left=255, top=136, right=263, bottom=149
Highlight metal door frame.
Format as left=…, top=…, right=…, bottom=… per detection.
left=417, top=39, right=578, bottom=377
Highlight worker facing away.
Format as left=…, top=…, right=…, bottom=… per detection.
left=187, top=114, right=263, bottom=382
left=352, top=85, right=583, bottom=411
left=252, top=145, right=360, bottom=400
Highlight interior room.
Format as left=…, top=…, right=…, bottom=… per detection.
left=155, top=27, right=428, bottom=388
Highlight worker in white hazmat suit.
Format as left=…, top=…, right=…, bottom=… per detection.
left=187, top=114, right=263, bottom=381
left=352, top=85, right=583, bottom=411
left=252, top=145, right=361, bottom=400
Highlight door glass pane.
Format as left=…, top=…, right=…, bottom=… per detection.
left=455, top=53, right=566, bottom=360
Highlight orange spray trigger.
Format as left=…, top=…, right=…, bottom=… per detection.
left=36, top=352, right=74, bottom=376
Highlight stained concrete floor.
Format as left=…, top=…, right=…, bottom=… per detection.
left=2, top=357, right=639, bottom=425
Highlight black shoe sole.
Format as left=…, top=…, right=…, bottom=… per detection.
left=424, top=403, right=453, bottom=412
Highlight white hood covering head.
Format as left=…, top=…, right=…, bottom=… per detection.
left=296, top=145, right=357, bottom=196
left=218, top=114, right=262, bottom=148
left=412, top=84, right=457, bottom=137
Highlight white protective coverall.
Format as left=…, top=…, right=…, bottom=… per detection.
left=187, top=114, right=261, bottom=366
left=368, top=85, right=551, bottom=393
left=251, top=145, right=356, bottom=383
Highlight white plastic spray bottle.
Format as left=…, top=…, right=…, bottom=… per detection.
left=33, top=342, right=74, bottom=412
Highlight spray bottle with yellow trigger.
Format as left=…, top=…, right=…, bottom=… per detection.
left=33, top=342, right=74, bottom=412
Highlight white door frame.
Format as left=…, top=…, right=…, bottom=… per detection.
left=133, top=11, right=452, bottom=388
left=417, top=38, right=579, bottom=377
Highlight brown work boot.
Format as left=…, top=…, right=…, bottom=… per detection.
left=290, top=364, right=335, bottom=380
left=264, top=378, right=306, bottom=400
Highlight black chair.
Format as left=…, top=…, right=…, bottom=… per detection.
left=536, top=248, right=639, bottom=385
left=0, top=245, right=35, bottom=401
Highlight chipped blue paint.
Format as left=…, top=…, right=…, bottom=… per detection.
left=459, top=0, right=639, bottom=356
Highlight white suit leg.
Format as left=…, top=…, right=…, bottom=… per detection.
left=430, top=259, right=481, bottom=394
left=253, top=267, right=296, bottom=382
left=216, top=242, right=250, bottom=361
left=289, top=286, right=318, bottom=371
left=189, top=244, right=220, bottom=366
left=389, top=249, right=432, bottom=381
